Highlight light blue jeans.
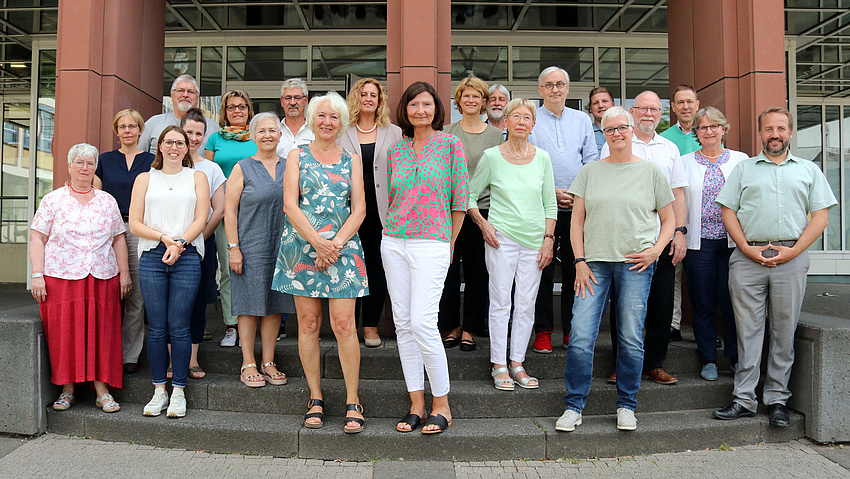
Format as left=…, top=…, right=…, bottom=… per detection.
left=564, top=261, right=655, bottom=412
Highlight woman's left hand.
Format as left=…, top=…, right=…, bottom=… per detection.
left=537, top=238, right=554, bottom=269
left=162, top=243, right=182, bottom=265
left=119, top=271, right=132, bottom=299
left=625, top=247, right=661, bottom=273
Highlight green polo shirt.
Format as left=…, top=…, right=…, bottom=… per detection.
left=660, top=124, right=700, bottom=156
left=715, top=151, right=837, bottom=242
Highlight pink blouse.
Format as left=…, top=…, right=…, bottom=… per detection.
left=31, top=185, right=126, bottom=280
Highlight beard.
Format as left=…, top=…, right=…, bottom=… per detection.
left=287, top=106, right=301, bottom=117
left=488, top=107, right=503, bottom=122
left=636, top=119, right=657, bottom=135
left=176, top=100, right=193, bottom=112
left=763, top=137, right=790, bottom=157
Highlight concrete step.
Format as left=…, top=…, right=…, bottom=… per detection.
left=46, top=404, right=804, bottom=461
left=110, top=372, right=734, bottom=418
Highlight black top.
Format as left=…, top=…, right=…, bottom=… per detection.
left=95, top=149, right=155, bottom=215
left=359, top=142, right=380, bottom=224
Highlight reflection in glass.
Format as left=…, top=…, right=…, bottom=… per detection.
left=825, top=106, right=841, bottom=250
left=227, top=46, right=307, bottom=82
left=163, top=47, right=197, bottom=97
left=797, top=105, right=823, bottom=251
left=309, top=4, right=387, bottom=28
left=1, top=103, right=32, bottom=244
left=451, top=46, right=507, bottom=81
left=451, top=4, right=511, bottom=29
left=599, top=47, right=622, bottom=101
left=312, top=46, right=387, bottom=81
left=513, top=47, right=593, bottom=83
left=519, top=6, right=619, bottom=31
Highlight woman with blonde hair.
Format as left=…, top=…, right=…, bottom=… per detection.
left=337, top=78, right=402, bottom=347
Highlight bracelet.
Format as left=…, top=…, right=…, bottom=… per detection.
left=544, top=233, right=555, bottom=240
left=31, top=273, right=44, bottom=278
left=573, top=257, right=586, bottom=265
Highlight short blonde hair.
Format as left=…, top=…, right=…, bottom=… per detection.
left=503, top=98, right=537, bottom=123
left=453, top=76, right=490, bottom=114
left=601, top=106, right=634, bottom=128
left=693, top=107, right=730, bottom=146
left=347, top=78, right=391, bottom=128
left=306, top=91, right=349, bottom=138
left=112, top=109, right=144, bottom=135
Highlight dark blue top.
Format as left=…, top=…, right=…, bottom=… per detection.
left=95, top=149, right=155, bottom=215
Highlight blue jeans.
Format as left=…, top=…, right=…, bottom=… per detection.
left=139, top=243, right=201, bottom=388
left=564, top=261, right=655, bottom=412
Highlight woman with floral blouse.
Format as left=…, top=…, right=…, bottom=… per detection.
left=382, top=81, right=469, bottom=435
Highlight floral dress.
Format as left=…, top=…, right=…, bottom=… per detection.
left=272, top=146, right=369, bottom=298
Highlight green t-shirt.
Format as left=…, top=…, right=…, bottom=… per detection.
left=206, top=131, right=259, bottom=178
left=660, top=124, right=700, bottom=156
left=468, top=146, right=557, bottom=250
left=568, top=160, right=674, bottom=262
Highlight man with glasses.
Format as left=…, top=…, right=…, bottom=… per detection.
left=276, top=78, right=314, bottom=157
left=487, top=84, right=510, bottom=142
left=138, top=74, right=219, bottom=155
left=528, top=66, right=598, bottom=354
left=601, top=90, right=688, bottom=386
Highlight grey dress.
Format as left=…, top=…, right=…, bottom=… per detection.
left=231, top=156, right=295, bottom=316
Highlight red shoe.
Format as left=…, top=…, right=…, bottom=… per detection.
left=563, top=334, right=570, bottom=349
left=532, top=332, right=553, bottom=354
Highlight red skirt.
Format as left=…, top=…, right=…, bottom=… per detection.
left=39, top=275, right=123, bottom=389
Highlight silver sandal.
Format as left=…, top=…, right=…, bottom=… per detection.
left=509, top=365, right=539, bottom=389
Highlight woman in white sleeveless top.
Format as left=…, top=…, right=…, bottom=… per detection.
left=129, top=125, right=210, bottom=419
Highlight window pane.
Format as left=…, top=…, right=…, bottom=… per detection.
left=312, top=46, right=387, bottom=81
left=797, top=105, right=823, bottom=251
left=1, top=103, right=31, bottom=244
left=198, top=6, right=303, bottom=30
left=308, top=4, right=387, bottom=29
left=599, top=47, right=622, bottom=101
left=625, top=48, right=669, bottom=127
left=36, top=51, right=55, bottom=214
left=451, top=46, right=507, bottom=81
left=164, top=47, right=197, bottom=97
left=226, top=46, right=307, bottom=82
left=825, top=105, right=841, bottom=250
left=513, top=47, right=594, bottom=83
left=518, top=6, right=618, bottom=31
left=451, top=4, right=513, bottom=29
left=200, top=47, right=223, bottom=97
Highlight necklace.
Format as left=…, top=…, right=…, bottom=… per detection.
left=163, top=170, right=182, bottom=190
left=506, top=141, right=529, bottom=160
left=68, top=183, right=92, bottom=194
left=356, top=123, right=377, bottom=134
left=700, top=149, right=724, bottom=160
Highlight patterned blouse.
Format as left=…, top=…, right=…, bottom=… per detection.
left=31, top=185, right=125, bottom=280
left=385, top=132, right=469, bottom=242
left=696, top=150, right=730, bottom=240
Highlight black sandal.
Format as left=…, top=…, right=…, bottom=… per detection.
left=442, top=335, right=460, bottom=348
left=421, top=414, right=452, bottom=435
left=459, top=338, right=476, bottom=352
left=396, top=413, right=422, bottom=433
left=344, top=403, right=365, bottom=434
left=303, top=398, right=324, bottom=429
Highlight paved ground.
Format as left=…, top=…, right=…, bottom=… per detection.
left=0, top=434, right=847, bottom=478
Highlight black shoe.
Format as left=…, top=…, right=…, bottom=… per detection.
left=716, top=338, right=723, bottom=349
left=767, top=404, right=790, bottom=427
left=442, top=335, right=460, bottom=349
left=459, top=338, right=476, bottom=352
left=123, top=363, right=139, bottom=374
left=669, top=328, right=682, bottom=342
left=714, top=402, right=756, bottom=420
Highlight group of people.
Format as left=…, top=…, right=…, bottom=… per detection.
left=31, top=66, right=835, bottom=434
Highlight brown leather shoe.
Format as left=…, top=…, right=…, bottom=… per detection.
left=608, top=372, right=616, bottom=384
left=643, top=368, right=678, bottom=385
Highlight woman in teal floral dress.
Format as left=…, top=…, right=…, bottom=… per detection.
left=272, top=91, right=368, bottom=434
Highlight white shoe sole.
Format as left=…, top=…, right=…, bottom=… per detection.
left=555, top=418, right=582, bottom=432
left=167, top=409, right=186, bottom=418
left=143, top=404, right=167, bottom=416
left=617, top=423, right=636, bottom=431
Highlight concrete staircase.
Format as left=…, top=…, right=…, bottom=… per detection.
left=45, top=306, right=805, bottom=461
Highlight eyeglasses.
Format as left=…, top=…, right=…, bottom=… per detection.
left=696, top=124, right=723, bottom=133
left=172, top=88, right=198, bottom=96
left=634, top=106, right=662, bottom=114
left=541, top=81, right=567, bottom=91
left=72, top=159, right=96, bottom=169
left=602, top=125, right=632, bottom=136
left=282, top=95, right=305, bottom=102
left=509, top=113, right=534, bottom=122
left=226, top=104, right=248, bottom=112
left=162, top=139, right=187, bottom=148
left=117, top=124, right=139, bottom=131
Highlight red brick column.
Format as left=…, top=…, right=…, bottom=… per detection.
left=53, top=0, right=165, bottom=187
left=667, top=0, right=785, bottom=156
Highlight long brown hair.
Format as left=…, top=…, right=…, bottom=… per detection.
left=151, top=125, right=193, bottom=169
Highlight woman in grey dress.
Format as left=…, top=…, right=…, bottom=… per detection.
left=224, top=112, right=295, bottom=388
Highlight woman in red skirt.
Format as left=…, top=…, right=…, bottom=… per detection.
left=29, top=143, right=132, bottom=413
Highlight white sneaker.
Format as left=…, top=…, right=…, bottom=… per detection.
left=617, top=407, right=637, bottom=431
left=143, top=388, right=169, bottom=416
left=167, top=389, right=186, bottom=418
left=555, top=409, right=582, bottom=432
left=220, top=327, right=237, bottom=347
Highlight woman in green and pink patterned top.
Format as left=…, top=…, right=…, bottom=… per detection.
left=382, top=81, right=469, bottom=435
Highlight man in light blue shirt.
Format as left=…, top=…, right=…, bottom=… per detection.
left=714, top=107, right=836, bottom=427
left=528, top=66, right=598, bottom=354
left=588, top=86, right=615, bottom=159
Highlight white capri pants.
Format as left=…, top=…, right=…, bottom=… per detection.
left=381, top=235, right=452, bottom=397
left=486, top=231, right=543, bottom=365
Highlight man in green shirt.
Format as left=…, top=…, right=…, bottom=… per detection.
left=713, top=107, right=837, bottom=428
left=660, top=85, right=701, bottom=155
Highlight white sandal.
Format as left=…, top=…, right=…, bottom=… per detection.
left=492, top=367, right=515, bottom=391
left=52, top=391, right=75, bottom=411
left=96, top=393, right=120, bottom=413
left=509, top=365, right=539, bottom=389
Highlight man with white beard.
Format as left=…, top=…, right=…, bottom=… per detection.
left=487, top=84, right=510, bottom=142
left=138, top=74, right=219, bottom=154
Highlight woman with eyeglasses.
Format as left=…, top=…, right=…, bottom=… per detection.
left=681, top=107, right=747, bottom=381
left=557, top=106, right=675, bottom=433
left=467, top=98, right=556, bottom=392
left=94, top=109, right=155, bottom=375
left=205, top=90, right=257, bottom=348
left=130, top=126, right=210, bottom=418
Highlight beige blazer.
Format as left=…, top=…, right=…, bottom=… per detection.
left=337, top=124, right=403, bottom=228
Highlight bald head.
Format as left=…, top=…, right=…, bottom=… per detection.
left=630, top=91, right=662, bottom=137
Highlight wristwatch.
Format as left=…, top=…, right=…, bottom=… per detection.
left=227, top=243, right=240, bottom=250
left=573, top=257, right=586, bottom=265
left=675, top=226, right=688, bottom=235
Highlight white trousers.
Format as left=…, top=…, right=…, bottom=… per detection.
left=381, top=235, right=452, bottom=397
left=486, top=232, right=542, bottom=365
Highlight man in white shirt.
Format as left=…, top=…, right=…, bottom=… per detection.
left=601, top=90, right=688, bottom=386
left=276, top=78, right=314, bottom=157
left=138, top=74, right=219, bottom=155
